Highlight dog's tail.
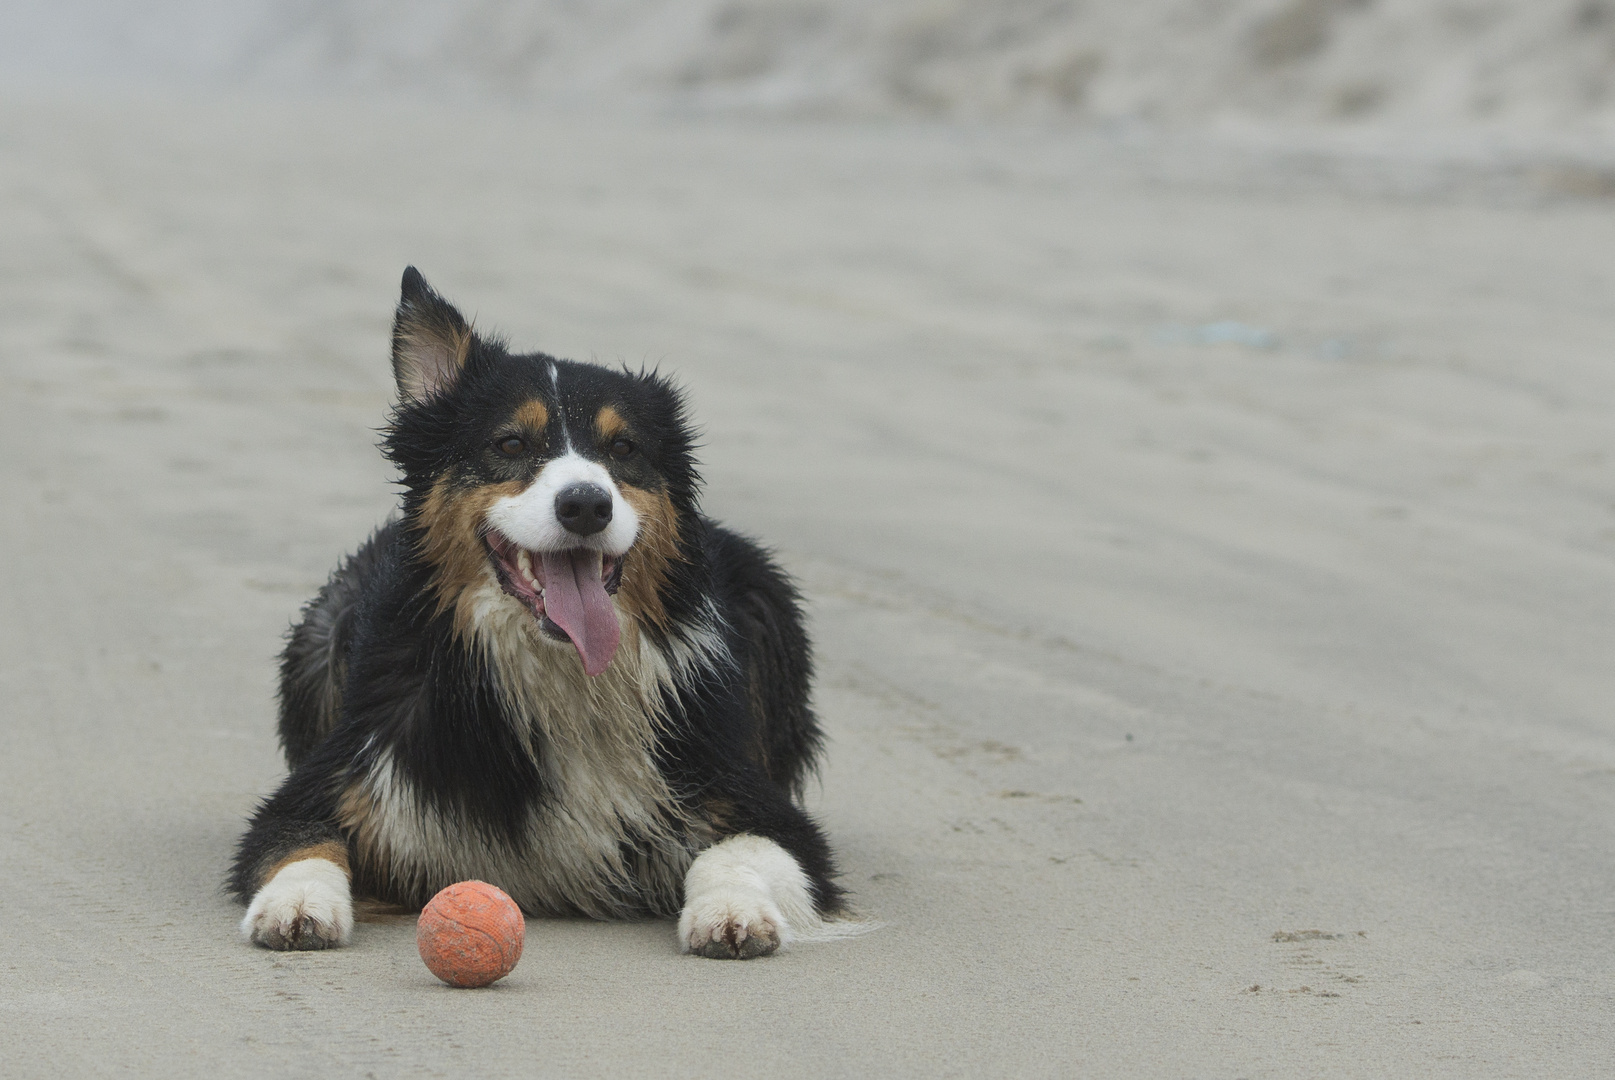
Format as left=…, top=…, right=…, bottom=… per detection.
left=790, top=913, right=882, bottom=944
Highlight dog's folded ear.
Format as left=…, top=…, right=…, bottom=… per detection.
left=392, top=267, right=474, bottom=403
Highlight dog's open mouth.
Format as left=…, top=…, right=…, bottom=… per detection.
left=485, top=532, right=624, bottom=676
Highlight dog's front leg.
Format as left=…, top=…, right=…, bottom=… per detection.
left=678, top=833, right=820, bottom=959
left=231, top=778, right=354, bottom=950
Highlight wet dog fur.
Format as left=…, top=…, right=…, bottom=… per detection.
left=230, top=268, right=842, bottom=959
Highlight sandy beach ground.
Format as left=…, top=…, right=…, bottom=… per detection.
left=1, top=91, right=1613, bottom=1076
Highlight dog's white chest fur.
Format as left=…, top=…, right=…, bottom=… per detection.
left=353, top=582, right=701, bottom=917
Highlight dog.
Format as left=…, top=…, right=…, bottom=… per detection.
left=230, top=267, right=843, bottom=959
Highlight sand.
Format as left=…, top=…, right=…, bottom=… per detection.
left=11, top=0, right=1615, bottom=132
left=1, top=88, right=1613, bottom=1076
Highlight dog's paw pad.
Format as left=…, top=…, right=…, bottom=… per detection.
left=241, top=858, right=353, bottom=952
left=682, top=903, right=782, bottom=960
left=696, top=919, right=780, bottom=960
left=250, top=912, right=343, bottom=951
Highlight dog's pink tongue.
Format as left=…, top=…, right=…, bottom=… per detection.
left=540, top=550, right=620, bottom=677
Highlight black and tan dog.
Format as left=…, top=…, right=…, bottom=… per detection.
left=230, top=268, right=842, bottom=958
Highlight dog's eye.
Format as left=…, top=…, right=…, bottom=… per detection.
left=496, top=437, right=526, bottom=457
left=609, top=438, right=634, bottom=459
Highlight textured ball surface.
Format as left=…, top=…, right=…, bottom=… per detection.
left=417, top=881, right=525, bottom=988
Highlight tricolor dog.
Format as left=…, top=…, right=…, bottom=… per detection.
left=230, top=268, right=843, bottom=959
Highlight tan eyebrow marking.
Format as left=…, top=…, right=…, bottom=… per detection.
left=596, top=405, right=628, bottom=440
left=513, top=399, right=549, bottom=430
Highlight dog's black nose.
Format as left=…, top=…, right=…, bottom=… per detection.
left=555, top=483, right=613, bottom=536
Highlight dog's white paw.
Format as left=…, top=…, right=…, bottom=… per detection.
left=241, top=858, right=354, bottom=951
left=678, top=834, right=815, bottom=960
left=681, top=891, right=786, bottom=959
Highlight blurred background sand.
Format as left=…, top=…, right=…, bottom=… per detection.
left=11, top=0, right=1615, bottom=133
left=1, top=4, right=1613, bottom=1078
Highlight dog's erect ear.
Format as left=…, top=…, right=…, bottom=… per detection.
left=392, top=267, right=473, bottom=403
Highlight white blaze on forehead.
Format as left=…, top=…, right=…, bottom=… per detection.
left=548, top=361, right=571, bottom=450
left=486, top=451, right=640, bottom=555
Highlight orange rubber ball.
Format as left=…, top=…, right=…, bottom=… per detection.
left=417, top=881, right=525, bottom=988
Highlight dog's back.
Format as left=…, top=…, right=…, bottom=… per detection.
left=277, top=530, right=390, bottom=770
left=702, top=524, right=820, bottom=799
